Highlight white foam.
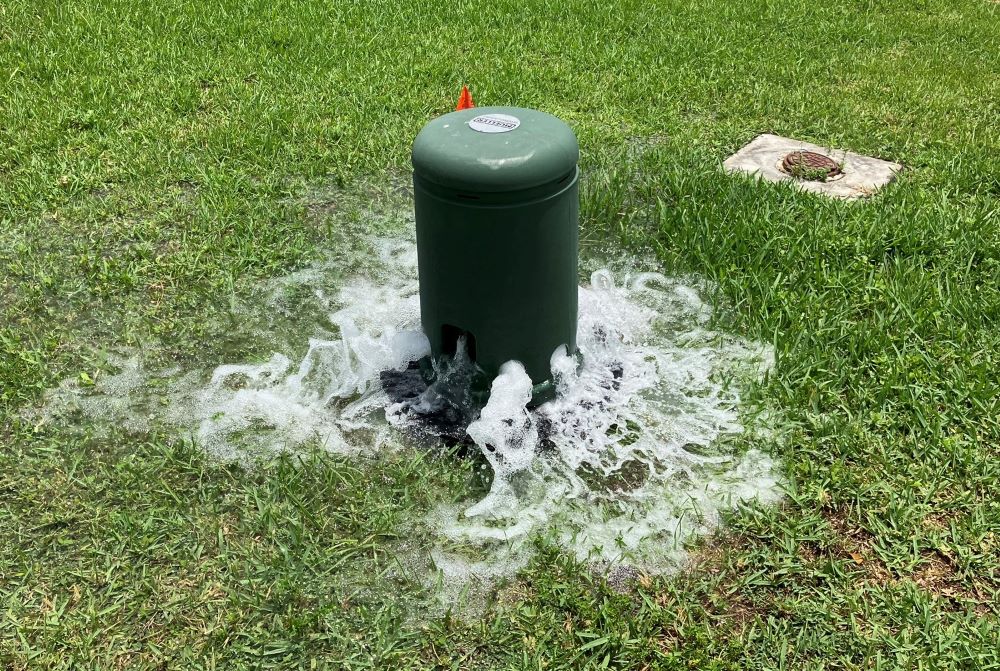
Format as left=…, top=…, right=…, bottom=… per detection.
left=174, top=241, right=430, bottom=459
left=428, top=268, right=780, bottom=589
left=40, top=235, right=783, bottom=605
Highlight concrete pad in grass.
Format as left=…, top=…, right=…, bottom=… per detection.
left=724, top=133, right=902, bottom=200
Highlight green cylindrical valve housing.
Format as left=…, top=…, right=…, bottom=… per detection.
left=411, top=106, right=579, bottom=397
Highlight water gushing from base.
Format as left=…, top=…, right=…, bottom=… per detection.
left=41, top=235, right=782, bottom=605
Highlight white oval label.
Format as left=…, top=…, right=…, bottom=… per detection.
left=468, top=113, right=521, bottom=133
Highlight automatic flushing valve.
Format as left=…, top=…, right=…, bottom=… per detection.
left=411, top=106, right=580, bottom=403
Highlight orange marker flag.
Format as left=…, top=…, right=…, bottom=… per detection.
left=455, top=85, right=475, bottom=111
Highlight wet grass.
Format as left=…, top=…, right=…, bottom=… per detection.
left=2, top=0, right=1000, bottom=668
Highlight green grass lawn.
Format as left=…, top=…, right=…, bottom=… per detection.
left=3, top=0, right=999, bottom=668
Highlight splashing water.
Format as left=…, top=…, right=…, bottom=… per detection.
left=462, top=361, right=539, bottom=518
left=40, top=234, right=782, bottom=602
left=424, top=265, right=780, bottom=596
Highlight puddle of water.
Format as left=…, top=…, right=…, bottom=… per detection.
left=39, top=230, right=782, bottom=608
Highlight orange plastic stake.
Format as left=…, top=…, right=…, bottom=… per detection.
left=455, top=85, right=475, bottom=111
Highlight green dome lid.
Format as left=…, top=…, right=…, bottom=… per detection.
left=412, top=106, right=579, bottom=193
